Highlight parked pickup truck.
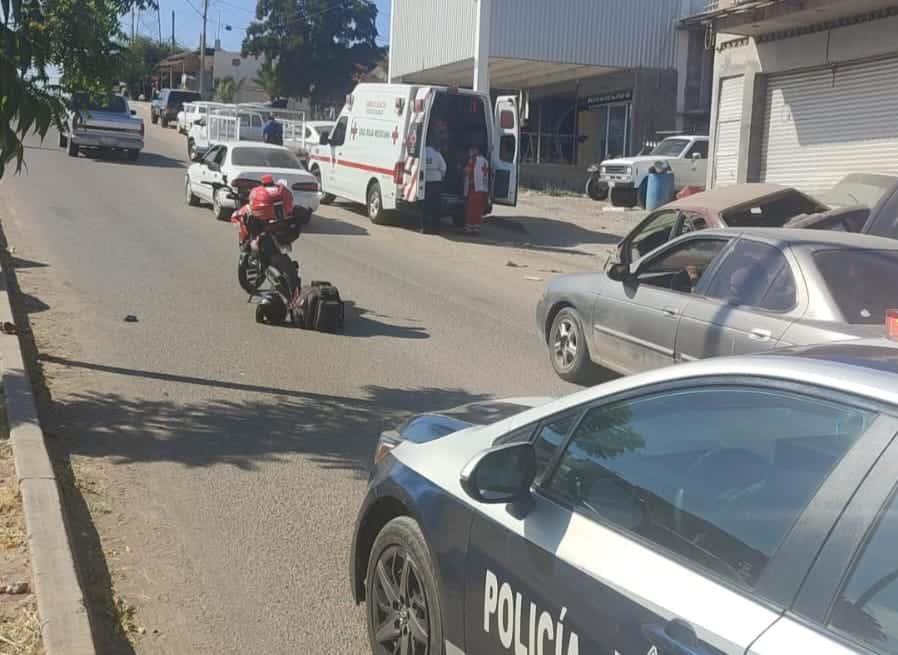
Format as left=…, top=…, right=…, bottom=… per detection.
left=60, top=93, right=144, bottom=161
left=600, top=135, right=709, bottom=207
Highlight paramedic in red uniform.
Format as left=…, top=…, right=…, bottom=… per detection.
left=463, top=145, right=489, bottom=235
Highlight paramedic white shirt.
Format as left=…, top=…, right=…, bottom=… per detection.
left=424, top=146, right=447, bottom=183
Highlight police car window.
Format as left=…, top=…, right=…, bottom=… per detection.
left=830, top=491, right=898, bottom=654
left=544, top=387, right=873, bottom=589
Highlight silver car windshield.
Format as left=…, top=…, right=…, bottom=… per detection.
left=231, top=148, right=302, bottom=169
left=650, top=138, right=690, bottom=157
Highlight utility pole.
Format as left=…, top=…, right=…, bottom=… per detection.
left=157, top=7, right=163, bottom=43
left=199, top=0, right=209, bottom=98
left=171, top=10, right=176, bottom=50
left=473, top=0, right=491, bottom=92
left=130, top=6, right=135, bottom=42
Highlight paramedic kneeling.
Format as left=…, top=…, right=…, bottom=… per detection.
left=423, top=142, right=447, bottom=234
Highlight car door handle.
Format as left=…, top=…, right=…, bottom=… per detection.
left=663, top=307, right=679, bottom=318
left=642, top=619, right=708, bottom=655
left=750, top=328, right=772, bottom=341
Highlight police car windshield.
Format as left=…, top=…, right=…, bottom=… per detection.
left=231, top=148, right=302, bottom=169
left=650, top=138, right=690, bottom=157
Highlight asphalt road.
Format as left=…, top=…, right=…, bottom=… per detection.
left=0, top=110, right=579, bottom=654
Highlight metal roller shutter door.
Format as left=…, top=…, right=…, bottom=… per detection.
left=713, top=76, right=745, bottom=187
left=761, top=57, right=898, bottom=196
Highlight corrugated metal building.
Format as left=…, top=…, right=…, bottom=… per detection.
left=687, top=0, right=898, bottom=196
left=389, top=0, right=713, bottom=190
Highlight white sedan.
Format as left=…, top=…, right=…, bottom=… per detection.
left=184, top=143, right=320, bottom=222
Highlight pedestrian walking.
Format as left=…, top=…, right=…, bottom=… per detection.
left=262, top=113, right=284, bottom=145
left=463, top=145, right=489, bottom=235
left=422, top=135, right=447, bottom=234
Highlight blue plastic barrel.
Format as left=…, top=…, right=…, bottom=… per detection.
left=645, top=172, right=675, bottom=210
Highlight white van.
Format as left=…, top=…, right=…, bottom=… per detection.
left=307, top=83, right=520, bottom=225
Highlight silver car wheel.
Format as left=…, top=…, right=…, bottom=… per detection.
left=553, top=318, right=578, bottom=369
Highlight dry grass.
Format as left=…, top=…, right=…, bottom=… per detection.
left=0, top=445, right=24, bottom=552
left=0, top=600, right=43, bottom=655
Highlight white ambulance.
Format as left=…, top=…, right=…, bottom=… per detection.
left=307, top=83, right=520, bottom=225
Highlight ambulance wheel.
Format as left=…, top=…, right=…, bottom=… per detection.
left=367, top=181, right=387, bottom=225
left=311, top=167, right=334, bottom=205
left=365, top=517, right=444, bottom=655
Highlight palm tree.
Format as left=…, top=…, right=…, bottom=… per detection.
left=253, top=60, right=281, bottom=101
left=215, top=76, right=242, bottom=103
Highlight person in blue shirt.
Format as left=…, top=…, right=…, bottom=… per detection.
left=262, top=113, right=283, bottom=145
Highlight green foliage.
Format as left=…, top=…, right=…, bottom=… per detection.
left=120, top=36, right=177, bottom=97
left=215, top=76, right=243, bottom=103
left=253, top=59, right=280, bottom=100
left=0, top=0, right=155, bottom=177
left=242, top=0, right=385, bottom=104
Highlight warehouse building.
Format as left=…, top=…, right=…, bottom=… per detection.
left=388, top=0, right=713, bottom=190
left=686, top=0, right=898, bottom=195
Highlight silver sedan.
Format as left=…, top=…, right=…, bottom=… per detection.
left=537, top=227, right=898, bottom=383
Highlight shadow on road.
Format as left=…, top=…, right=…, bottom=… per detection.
left=344, top=303, right=428, bottom=340
left=303, top=214, right=369, bottom=236
left=83, top=151, right=185, bottom=169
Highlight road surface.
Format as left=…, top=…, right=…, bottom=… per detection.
left=0, top=110, right=589, bottom=654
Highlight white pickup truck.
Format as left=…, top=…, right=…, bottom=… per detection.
left=599, top=135, right=709, bottom=207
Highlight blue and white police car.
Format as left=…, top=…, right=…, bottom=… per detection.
left=350, top=337, right=898, bottom=655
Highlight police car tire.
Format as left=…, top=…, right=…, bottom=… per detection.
left=366, top=517, right=444, bottom=655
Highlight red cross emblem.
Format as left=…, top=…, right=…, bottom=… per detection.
left=408, top=131, right=417, bottom=149
left=350, top=121, right=358, bottom=140
left=392, top=127, right=399, bottom=144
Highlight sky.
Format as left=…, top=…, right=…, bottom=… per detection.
left=125, top=0, right=391, bottom=53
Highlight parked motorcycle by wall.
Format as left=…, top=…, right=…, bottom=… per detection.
left=585, top=164, right=609, bottom=201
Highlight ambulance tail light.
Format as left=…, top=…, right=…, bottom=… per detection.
left=393, top=162, right=404, bottom=185
left=887, top=309, right=898, bottom=340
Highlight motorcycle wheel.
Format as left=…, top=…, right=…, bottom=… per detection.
left=586, top=176, right=609, bottom=201
left=238, top=251, right=265, bottom=294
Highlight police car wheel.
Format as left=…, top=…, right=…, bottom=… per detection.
left=366, top=517, right=443, bottom=655
left=549, top=307, right=594, bottom=384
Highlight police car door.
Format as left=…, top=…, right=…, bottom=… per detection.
left=492, top=96, right=520, bottom=207
left=461, top=382, right=859, bottom=655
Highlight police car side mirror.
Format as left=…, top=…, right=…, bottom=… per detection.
left=460, top=442, right=536, bottom=504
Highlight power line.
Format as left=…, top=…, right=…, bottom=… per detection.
left=182, top=0, right=203, bottom=18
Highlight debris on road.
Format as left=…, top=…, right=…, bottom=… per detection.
left=0, top=582, right=29, bottom=595
left=524, top=276, right=544, bottom=282
left=505, top=260, right=527, bottom=268
left=123, top=315, right=138, bottom=323
left=0, top=322, right=15, bottom=335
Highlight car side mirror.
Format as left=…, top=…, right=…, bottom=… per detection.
left=692, top=152, right=702, bottom=161
left=319, top=133, right=329, bottom=146
left=130, top=109, right=137, bottom=116
left=460, top=442, right=536, bottom=504
left=608, top=261, right=633, bottom=282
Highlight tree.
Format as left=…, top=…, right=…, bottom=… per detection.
left=120, top=36, right=177, bottom=99
left=242, top=0, right=385, bottom=105
left=215, top=77, right=243, bottom=103
left=1, top=0, right=154, bottom=178
left=253, top=60, right=281, bottom=101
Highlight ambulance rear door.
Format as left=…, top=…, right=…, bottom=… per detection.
left=399, top=87, right=435, bottom=205
left=492, top=95, right=520, bottom=206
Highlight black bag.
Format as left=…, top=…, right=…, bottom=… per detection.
left=296, top=282, right=344, bottom=332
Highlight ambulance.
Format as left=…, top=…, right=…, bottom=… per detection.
left=307, top=83, right=520, bottom=225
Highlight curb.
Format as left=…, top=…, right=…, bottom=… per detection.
left=0, top=261, right=97, bottom=655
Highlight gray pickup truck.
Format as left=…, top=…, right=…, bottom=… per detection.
left=60, top=93, right=144, bottom=161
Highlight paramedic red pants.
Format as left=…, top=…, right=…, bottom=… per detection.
left=465, top=190, right=487, bottom=229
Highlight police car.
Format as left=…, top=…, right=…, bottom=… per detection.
left=351, top=336, right=898, bottom=655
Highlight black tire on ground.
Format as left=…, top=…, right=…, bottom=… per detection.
left=213, top=191, right=232, bottom=221
left=548, top=307, right=596, bottom=384
left=365, top=517, right=444, bottom=655
left=187, top=139, right=196, bottom=161
left=451, top=212, right=466, bottom=229
left=586, top=176, right=609, bottom=201
left=151, top=112, right=158, bottom=125
left=127, top=149, right=139, bottom=162
left=311, top=167, right=335, bottom=205
left=255, top=305, right=266, bottom=324
left=58, top=132, right=68, bottom=148
left=610, top=186, right=638, bottom=208
left=67, top=140, right=79, bottom=158
left=161, top=116, right=169, bottom=128
left=367, top=181, right=387, bottom=224
left=185, top=177, right=200, bottom=207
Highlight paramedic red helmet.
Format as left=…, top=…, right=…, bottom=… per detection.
left=261, top=174, right=275, bottom=186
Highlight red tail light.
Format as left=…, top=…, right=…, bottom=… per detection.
left=393, top=162, right=404, bottom=185
left=887, top=309, right=898, bottom=340
left=291, top=181, right=319, bottom=192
